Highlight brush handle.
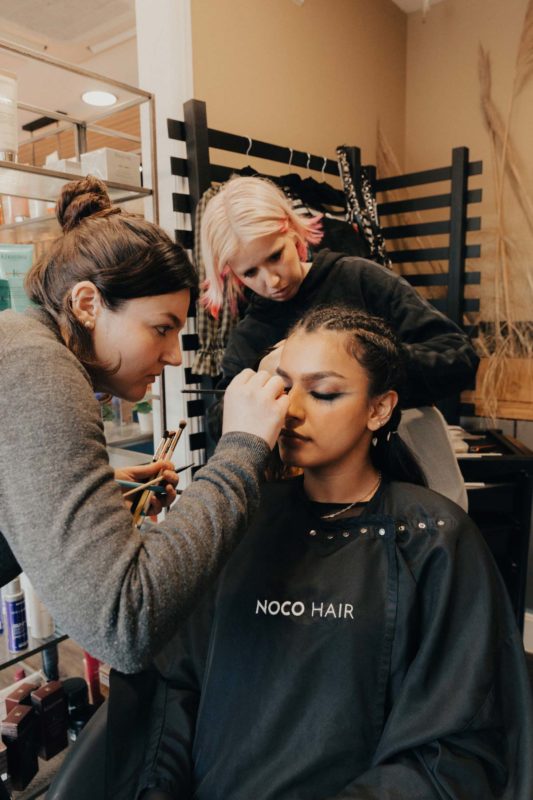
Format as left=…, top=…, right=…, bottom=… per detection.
left=181, top=388, right=225, bottom=395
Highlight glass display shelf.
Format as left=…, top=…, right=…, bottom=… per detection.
left=0, top=160, right=151, bottom=205
left=0, top=631, right=67, bottom=671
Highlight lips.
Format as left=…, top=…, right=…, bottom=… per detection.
left=270, top=287, right=288, bottom=298
left=280, top=428, right=309, bottom=441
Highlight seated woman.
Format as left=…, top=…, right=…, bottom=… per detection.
left=136, top=307, right=532, bottom=800
left=200, top=175, right=479, bottom=509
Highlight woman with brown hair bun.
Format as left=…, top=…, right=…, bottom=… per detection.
left=0, top=176, right=288, bottom=673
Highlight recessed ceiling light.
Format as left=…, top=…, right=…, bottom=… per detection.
left=81, top=90, right=117, bottom=107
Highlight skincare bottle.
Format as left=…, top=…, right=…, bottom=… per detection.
left=21, top=575, right=54, bottom=639
left=1, top=704, right=38, bottom=790
left=3, top=579, right=28, bottom=653
left=31, top=681, right=68, bottom=760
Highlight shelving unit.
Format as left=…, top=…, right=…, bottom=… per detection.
left=0, top=38, right=158, bottom=798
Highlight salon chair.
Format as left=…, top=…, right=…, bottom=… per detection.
left=48, top=669, right=163, bottom=799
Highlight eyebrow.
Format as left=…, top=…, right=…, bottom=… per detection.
left=276, top=368, right=346, bottom=382
left=159, top=313, right=184, bottom=327
left=240, top=244, right=284, bottom=273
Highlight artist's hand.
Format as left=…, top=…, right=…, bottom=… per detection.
left=115, top=460, right=178, bottom=514
left=222, top=369, right=289, bottom=449
left=258, top=339, right=285, bottom=375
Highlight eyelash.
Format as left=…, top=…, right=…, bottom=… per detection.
left=311, top=392, right=341, bottom=402
left=155, top=325, right=172, bottom=336
left=283, top=387, right=341, bottom=402
left=268, top=249, right=283, bottom=263
left=243, top=248, right=283, bottom=278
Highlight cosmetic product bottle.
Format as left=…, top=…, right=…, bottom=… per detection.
left=0, top=70, right=18, bottom=161
left=21, top=575, right=54, bottom=640
left=1, top=704, right=38, bottom=790
left=0, top=588, right=3, bottom=635
left=42, top=642, right=59, bottom=681
left=30, top=681, right=68, bottom=761
left=3, top=578, right=28, bottom=653
left=83, top=652, right=104, bottom=707
left=62, top=677, right=95, bottom=741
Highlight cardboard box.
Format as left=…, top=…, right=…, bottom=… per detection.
left=44, top=156, right=81, bottom=175
left=80, top=147, right=141, bottom=186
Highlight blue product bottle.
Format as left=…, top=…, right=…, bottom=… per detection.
left=4, top=578, right=28, bottom=652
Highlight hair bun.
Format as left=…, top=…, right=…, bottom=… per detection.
left=56, top=175, right=112, bottom=232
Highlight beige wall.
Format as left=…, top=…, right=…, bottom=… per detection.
left=191, top=0, right=406, bottom=168
left=405, top=0, right=533, bottom=321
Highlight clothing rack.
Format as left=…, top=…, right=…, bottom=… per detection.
left=167, top=98, right=482, bottom=457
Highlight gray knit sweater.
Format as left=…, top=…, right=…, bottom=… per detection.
left=0, top=307, right=270, bottom=673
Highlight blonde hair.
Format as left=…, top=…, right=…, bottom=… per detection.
left=201, top=176, right=323, bottom=316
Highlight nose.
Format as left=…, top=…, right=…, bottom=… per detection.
left=264, top=270, right=281, bottom=289
left=286, top=386, right=304, bottom=421
left=162, top=336, right=182, bottom=367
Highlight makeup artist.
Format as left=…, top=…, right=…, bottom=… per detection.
left=201, top=176, right=480, bottom=508
left=0, top=176, right=288, bottom=673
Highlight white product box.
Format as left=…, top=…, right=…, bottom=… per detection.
left=45, top=157, right=82, bottom=175
left=80, top=147, right=141, bottom=186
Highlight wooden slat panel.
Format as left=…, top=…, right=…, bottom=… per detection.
left=403, top=271, right=481, bottom=287
left=187, top=399, right=205, bottom=417
left=167, top=118, right=186, bottom=141
left=189, top=432, right=207, bottom=451
left=431, top=298, right=480, bottom=313
left=208, top=127, right=339, bottom=175
left=464, top=325, right=479, bottom=338
left=390, top=244, right=481, bottom=263
left=382, top=216, right=481, bottom=239
left=175, top=229, right=194, bottom=249
left=379, top=188, right=482, bottom=216
left=181, top=333, right=199, bottom=351
left=184, top=367, right=203, bottom=385
left=375, top=160, right=482, bottom=193
left=172, top=192, right=192, bottom=214
left=170, top=156, right=188, bottom=177
left=390, top=247, right=450, bottom=263
left=210, top=163, right=236, bottom=183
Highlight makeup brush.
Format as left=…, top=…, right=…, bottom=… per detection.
left=181, top=388, right=225, bottom=395
left=118, top=461, right=194, bottom=498
left=131, top=421, right=187, bottom=526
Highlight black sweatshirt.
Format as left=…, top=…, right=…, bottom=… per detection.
left=218, top=250, right=479, bottom=408
left=132, top=479, right=532, bottom=800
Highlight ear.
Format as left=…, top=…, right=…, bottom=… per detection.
left=70, top=281, right=102, bottom=330
left=367, top=390, right=398, bottom=432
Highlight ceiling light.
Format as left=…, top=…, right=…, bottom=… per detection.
left=81, top=90, right=117, bottom=107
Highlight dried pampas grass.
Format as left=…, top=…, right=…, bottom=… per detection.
left=514, top=0, right=533, bottom=96
left=477, top=1, right=533, bottom=421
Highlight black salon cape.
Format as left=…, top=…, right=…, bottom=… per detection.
left=217, top=249, right=479, bottom=408
left=135, top=480, right=532, bottom=800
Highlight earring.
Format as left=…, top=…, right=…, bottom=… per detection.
left=372, top=436, right=378, bottom=447
left=84, top=320, right=94, bottom=330
left=386, top=431, right=391, bottom=442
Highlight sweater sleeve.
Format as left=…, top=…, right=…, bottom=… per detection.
left=353, top=261, right=479, bottom=407
left=0, top=339, right=270, bottom=673
left=326, top=515, right=533, bottom=799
